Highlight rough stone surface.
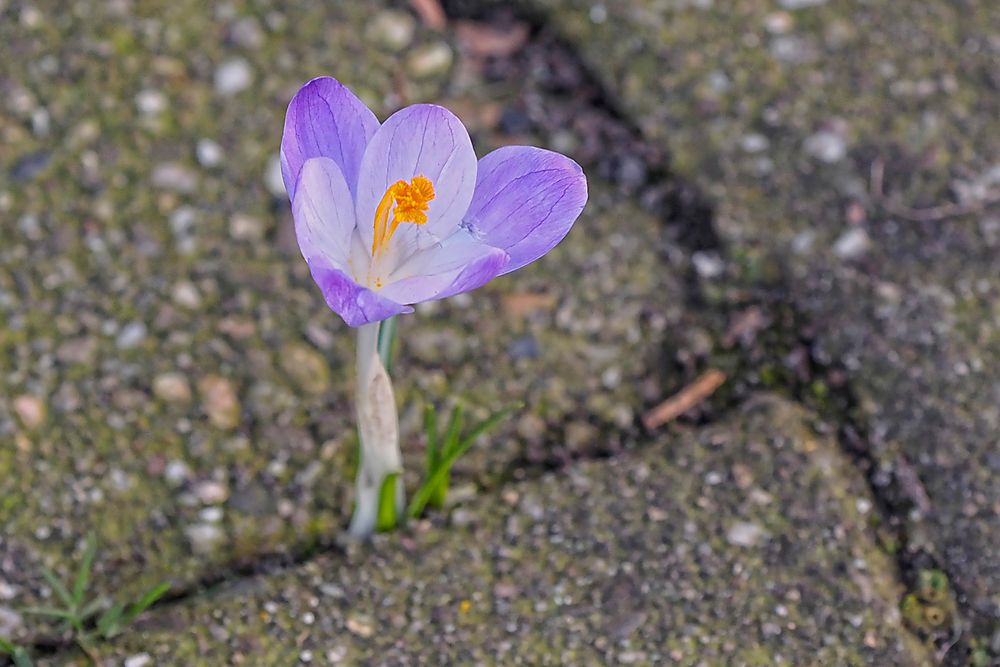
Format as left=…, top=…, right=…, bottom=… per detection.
left=1, top=0, right=995, bottom=663
left=0, top=0, right=455, bottom=634
left=48, top=398, right=930, bottom=666
left=526, top=0, right=1000, bottom=649
left=0, top=0, right=686, bottom=640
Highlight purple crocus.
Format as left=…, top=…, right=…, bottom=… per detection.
left=280, top=76, right=588, bottom=327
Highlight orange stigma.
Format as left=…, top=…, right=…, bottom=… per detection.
left=371, top=176, right=435, bottom=255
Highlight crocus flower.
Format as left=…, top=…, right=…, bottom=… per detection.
left=280, top=76, right=588, bottom=327
left=279, top=77, right=587, bottom=536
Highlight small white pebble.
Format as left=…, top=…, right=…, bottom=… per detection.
left=196, top=138, right=224, bottom=167
left=136, top=90, right=167, bottom=115
left=215, top=58, right=253, bottom=95
left=199, top=507, right=224, bottom=523
left=194, top=480, right=228, bottom=504
left=185, top=523, right=223, bottom=554
left=833, top=228, right=871, bottom=260
left=727, top=521, right=768, bottom=547
left=164, top=460, right=191, bottom=485
left=804, top=129, right=847, bottom=163
left=124, top=654, right=152, bottom=667
left=116, top=321, right=147, bottom=350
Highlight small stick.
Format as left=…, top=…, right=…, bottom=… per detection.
left=870, top=157, right=1000, bottom=222
left=409, top=0, right=447, bottom=30
left=642, top=369, right=726, bottom=430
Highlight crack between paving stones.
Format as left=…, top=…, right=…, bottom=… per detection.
left=15, top=3, right=971, bottom=663
left=439, top=0, right=980, bottom=661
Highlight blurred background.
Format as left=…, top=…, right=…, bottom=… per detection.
left=1, top=0, right=998, bottom=664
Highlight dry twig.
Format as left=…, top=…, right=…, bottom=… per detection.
left=870, top=158, right=1000, bottom=222
left=642, top=369, right=726, bottom=430
left=409, top=0, right=447, bottom=30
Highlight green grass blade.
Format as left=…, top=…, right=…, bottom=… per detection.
left=96, top=602, right=125, bottom=639
left=0, top=638, right=33, bottom=667
left=79, top=596, right=108, bottom=621
left=377, top=316, right=398, bottom=374
left=72, top=533, right=98, bottom=607
left=427, top=470, right=449, bottom=510
left=39, top=567, right=74, bottom=610
left=423, top=403, right=439, bottom=474
left=408, top=403, right=520, bottom=519
left=440, top=404, right=465, bottom=458
left=19, top=607, right=78, bottom=621
left=119, top=582, right=171, bottom=626
left=375, top=472, right=401, bottom=533
left=459, top=403, right=522, bottom=449
left=427, top=404, right=464, bottom=509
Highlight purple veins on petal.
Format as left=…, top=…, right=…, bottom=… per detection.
left=280, top=76, right=379, bottom=200
left=309, top=261, right=412, bottom=328
left=378, top=230, right=509, bottom=305
left=355, top=104, right=478, bottom=253
left=292, top=157, right=357, bottom=269
left=463, top=145, right=588, bottom=275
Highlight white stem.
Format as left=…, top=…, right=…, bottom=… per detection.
left=349, top=322, right=404, bottom=536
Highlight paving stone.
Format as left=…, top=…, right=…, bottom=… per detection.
left=49, top=397, right=930, bottom=666
left=0, top=0, right=687, bottom=637
left=527, top=0, right=1000, bottom=645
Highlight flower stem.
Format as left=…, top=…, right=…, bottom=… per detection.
left=377, top=315, right=398, bottom=373
left=349, top=322, right=404, bottom=536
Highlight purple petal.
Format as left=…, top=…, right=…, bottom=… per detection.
left=463, top=146, right=587, bottom=275
left=292, top=158, right=357, bottom=269
left=379, top=230, right=509, bottom=305
left=280, top=76, right=379, bottom=200
left=309, top=261, right=412, bottom=327
left=355, top=105, right=477, bottom=253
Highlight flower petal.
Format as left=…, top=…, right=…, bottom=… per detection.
left=292, top=157, right=357, bottom=270
left=356, top=104, right=478, bottom=253
left=379, top=230, right=509, bottom=305
left=309, top=261, right=413, bottom=327
left=463, top=146, right=587, bottom=275
left=280, top=76, right=379, bottom=200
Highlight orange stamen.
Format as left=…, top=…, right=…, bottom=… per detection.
left=371, top=176, right=436, bottom=255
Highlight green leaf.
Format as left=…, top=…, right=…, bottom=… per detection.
left=12, top=647, right=33, bottom=667
left=428, top=470, right=449, bottom=510
left=96, top=602, right=125, bottom=639
left=440, top=404, right=465, bottom=458
left=39, top=567, right=74, bottom=610
left=79, top=595, right=109, bottom=622
left=423, top=403, right=439, bottom=474
left=460, top=403, right=522, bottom=449
left=72, top=533, right=98, bottom=607
left=427, top=405, right=464, bottom=509
left=119, top=582, right=171, bottom=627
left=375, top=472, right=401, bottom=533
left=20, top=607, right=79, bottom=621
left=0, top=638, right=33, bottom=667
left=377, top=316, right=398, bottom=374
left=408, top=403, right=520, bottom=519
